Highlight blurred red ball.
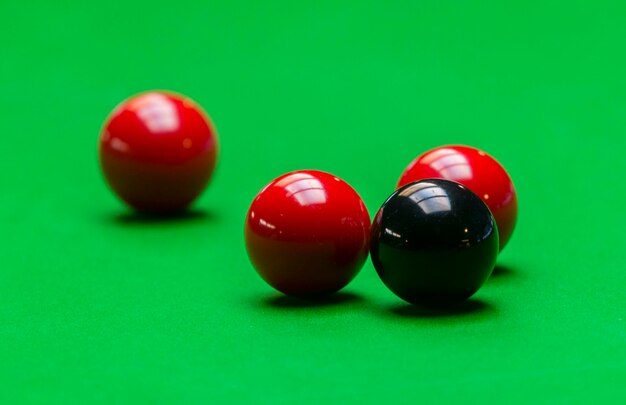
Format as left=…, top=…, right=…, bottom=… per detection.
left=99, top=91, right=218, bottom=212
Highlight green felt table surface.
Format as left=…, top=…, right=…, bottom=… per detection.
left=1, top=1, right=625, bottom=403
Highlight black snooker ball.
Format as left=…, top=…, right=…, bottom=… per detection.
left=370, top=178, right=499, bottom=307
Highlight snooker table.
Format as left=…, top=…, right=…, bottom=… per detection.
left=1, top=1, right=625, bottom=403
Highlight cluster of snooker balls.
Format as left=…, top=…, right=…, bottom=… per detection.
left=100, top=91, right=517, bottom=308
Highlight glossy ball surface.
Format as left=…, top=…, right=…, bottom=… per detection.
left=370, top=179, right=499, bottom=307
left=99, top=91, right=218, bottom=212
left=245, top=170, right=370, bottom=296
left=397, top=145, right=516, bottom=251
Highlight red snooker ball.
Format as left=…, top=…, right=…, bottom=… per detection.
left=245, top=170, right=371, bottom=296
left=99, top=91, right=218, bottom=212
left=397, top=145, right=517, bottom=251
